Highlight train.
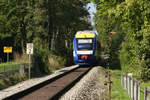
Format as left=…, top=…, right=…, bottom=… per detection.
left=73, top=31, right=97, bottom=65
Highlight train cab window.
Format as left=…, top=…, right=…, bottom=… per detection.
left=77, top=39, right=93, bottom=50
left=77, top=44, right=92, bottom=50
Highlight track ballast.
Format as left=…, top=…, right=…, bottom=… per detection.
left=3, top=66, right=92, bottom=100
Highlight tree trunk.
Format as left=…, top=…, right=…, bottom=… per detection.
left=48, top=0, right=53, bottom=50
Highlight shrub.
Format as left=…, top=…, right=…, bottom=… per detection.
left=32, top=37, right=53, bottom=74
left=0, top=73, right=26, bottom=90
left=32, top=45, right=51, bottom=74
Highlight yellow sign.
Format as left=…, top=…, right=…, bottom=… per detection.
left=4, top=47, right=12, bottom=53
left=76, top=33, right=95, bottom=38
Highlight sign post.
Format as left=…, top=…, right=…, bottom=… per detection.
left=4, top=46, right=12, bottom=62
left=7, top=53, right=9, bottom=62
left=26, top=43, right=33, bottom=79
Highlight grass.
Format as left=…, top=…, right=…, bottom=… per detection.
left=110, top=69, right=150, bottom=100
left=0, top=62, right=18, bottom=67
left=0, top=53, right=66, bottom=90
left=0, top=62, right=29, bottom=73
left=110, top=69, right=131, bottom=100
left=141, top=81, right=150, bottom=87
left=0, top=62, right=18, bottom=73
left=140, top=81, right=150, bottom=100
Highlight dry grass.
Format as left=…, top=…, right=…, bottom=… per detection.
left=14, top=53, right=28, bottom=64
left=48, top=56, right=64, bottom=71
left=48, top=57, right=59, bottom=67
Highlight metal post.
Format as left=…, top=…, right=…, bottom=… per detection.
left=124, top=75, right=126, bottom=89
left=144, top=87, right=150, bottom=100
left=134, top=79, right=138, bottom=100
left=127, top=76, right=129, bottom=94
left=7, top=53, right=9, bottom=62
left=121, top=74, right=124, bottom=88
left=19, top=64, right=25, bottom=77
left=28, top=54, right=31, bottom=79
left=126, top=74, right=128, bottom=92
left=123, top=75, right=125, bottom=89
left=131, top=78, right=133, bottom=99
left=133, top=79, right=135, bottom=100
left=138, top=82, right=140, bottom=100
left=129, top=76, right=131, bottom=97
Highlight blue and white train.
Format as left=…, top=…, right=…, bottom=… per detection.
left=73, top=31, right=97, bottom=65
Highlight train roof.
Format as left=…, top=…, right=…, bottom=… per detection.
left=76, top=30, right=96, bottom=34
left=75, top=30, right=96, bottom=38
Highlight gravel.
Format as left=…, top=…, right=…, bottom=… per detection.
left=0, top=65, right=108, bottom=100
left=60, top=66, right=108, bottom=100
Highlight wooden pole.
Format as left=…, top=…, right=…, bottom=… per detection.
left=138, top=82, right=140, bottom=100
left=126, top=74, right=128, bottom=92
left=108, top=70, right=111, bottom=100
left=107, top=62, right=112, bottom=100
left=131, top=78, right=134, bottom=99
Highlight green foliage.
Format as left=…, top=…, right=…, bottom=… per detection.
left=0, top=0, right=91, bottom=73
left=0, top=73, right=27, bottom=90
left=32, top=37, right=50, bottom=74
left=92, top=0, right=150, bottom=80
left=9, top=73, right=26, bottom=84
left=57, top=56, right=67, bottom=66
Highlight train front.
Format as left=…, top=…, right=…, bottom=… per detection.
left=73, top=31, right=96, bottom=65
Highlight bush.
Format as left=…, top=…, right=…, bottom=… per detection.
left=57, top=56, right=66, bottom=66
left=32, top=37, right=74, bottom=74
left=0, top=73, right=27, bottom=90
left=32, top=44, right=51, bottom=74
left=119, top=27, right=150, bottom=80
left=63, top=48, right=73, bottom=66
left=9, top=73, right=26, bottom=84
left=0, top=80, right=8, bottom=90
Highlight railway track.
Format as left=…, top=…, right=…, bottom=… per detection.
left=3, top=66, right=92, bottom=100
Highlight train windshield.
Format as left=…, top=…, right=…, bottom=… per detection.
left=77, top=39, right=93, bottom=50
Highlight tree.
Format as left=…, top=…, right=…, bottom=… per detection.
left=92, top=0, right=150, bottom=79
left=0, top=0, right=92, bottom=73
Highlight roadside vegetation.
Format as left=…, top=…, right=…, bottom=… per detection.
left=0, top=73, right=27, bottom=90
left=110, top=70, right=131, bottom=100
left=91, top=0, right=150, bottom=97
left=110, top=69, right=150, bottom=100
left=90, top=2, right=150, bottom=99
left=91, top=0, right=150, bottom=80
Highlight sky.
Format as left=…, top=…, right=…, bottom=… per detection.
left=87, top=2, right=97, bottom=26
left=86, top=2, right=98, bottom=34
